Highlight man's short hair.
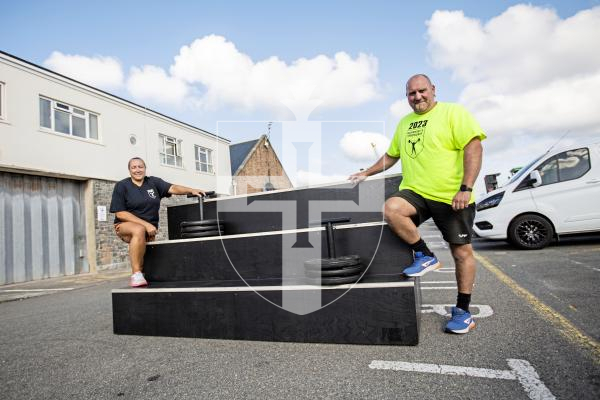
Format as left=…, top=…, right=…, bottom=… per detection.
left=128, top=157, right=146, bottom=169
left=406, top=74, right=433, bottom=89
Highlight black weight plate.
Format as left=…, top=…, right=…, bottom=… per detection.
left=336, top=255, right=361, bottom=263
left=306, top=273, right=362, bottom=285
left=305, top=265, right=363, bottom=278
left=304, top=255, right=361, bottom=270
left=181, top=230, right=221, bottom=238
left=181, top=224, right=224, bottom=233
left=180, top=219, right=220, bottom=228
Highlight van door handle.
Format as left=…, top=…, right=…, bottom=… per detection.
left=586, top=179, right=600, bottom=184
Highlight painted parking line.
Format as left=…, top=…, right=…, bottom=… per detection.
left=569, top=259, right=600, bottom=272
left=421, top=304, right=494, bottom=318
left=474, top=252, right=600, bottom=363
left=428, top=242, right=449, bottom=249
left=433, top=267, right=456, bottom=273
left=369, top=358, right=555, bottom=400
left=420, top=281, right=457, bottom=290
left=0, top=288, right=75, bottom=292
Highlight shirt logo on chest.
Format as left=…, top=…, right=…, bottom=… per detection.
left=147, top=189, right=157, bottom=199
left=405, top=120, right=427, bottom=159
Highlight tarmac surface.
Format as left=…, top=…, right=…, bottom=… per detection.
left=1, top=222, right=598, bottom=399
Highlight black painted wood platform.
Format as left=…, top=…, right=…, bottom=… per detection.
left=167, top=174, right=402, bottom=239
left=143, top=223, right=412, bottom=282
left=112, top=174, right=421, bottom=345
left=113, top=279, right=420, bottom=345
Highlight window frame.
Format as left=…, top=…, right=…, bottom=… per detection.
left=514, top=147, right=592, bottom=191
left=159, top=133, right=184, bottom=168
left=39, top=96, right=99, bottom=140
left=194, top=145, right=214, bottom=174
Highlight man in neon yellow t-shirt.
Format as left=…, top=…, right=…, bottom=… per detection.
left=349, top=74, right=486, bottom=334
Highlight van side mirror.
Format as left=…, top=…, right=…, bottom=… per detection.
left=529, top=170, right=542, bottom=187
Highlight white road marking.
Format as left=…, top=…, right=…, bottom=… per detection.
left=430, top=244, right=449, bottom=250
left=433, top=267, right=456, bottom=273
left=507, top=359, right=557, bottom=400
left=0, top=288, right=75, bottom=292
left=369, top=359, right=555, bottom=400
left=421, top=304, right=494, bottom=318
left=570, top=260, right=600, bottom=272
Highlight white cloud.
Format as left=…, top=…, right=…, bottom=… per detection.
left=389, top=99, right=412, bottom=119
left=168, top=34, right=380, bottom=112
left=296, top=170, right=349, bottom=187
left=43, top=51, right=124, bottom=90
left=126, top=65, right=189, bottom=106
left=426, top=5, right=600, bottom=138
left=340, top=131, right=390, bottom=161
left=426, top=5, right=600, bottom=181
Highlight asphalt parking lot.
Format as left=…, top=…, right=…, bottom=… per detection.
left=0, top=223, right=598, bottom=399
left=471, top=232, right=600, bottom=341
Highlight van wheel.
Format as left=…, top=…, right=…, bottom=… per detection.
left=508, top=214, right=554, bottom=249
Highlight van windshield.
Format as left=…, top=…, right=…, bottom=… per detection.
left=504, top=154, right=545, bottom=186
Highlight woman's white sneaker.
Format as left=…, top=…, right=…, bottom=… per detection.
left=129, top=272, right=148, bottom=287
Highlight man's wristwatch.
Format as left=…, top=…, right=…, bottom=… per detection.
left=459, top=184, right=473, bottom=192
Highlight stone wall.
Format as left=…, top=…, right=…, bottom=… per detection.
left=93, top=179, right=127, bottom=270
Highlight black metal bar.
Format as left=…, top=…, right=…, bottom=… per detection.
left=325, top=222, right=335, bottom=258
left=199, top=196, right=204, bottom=221
left=316, top=217, right=351, bottom=258
left=186, top=191, right=216, bottom=221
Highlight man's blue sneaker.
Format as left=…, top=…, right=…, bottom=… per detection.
left=445, top=307, right=476, bottom=334
left=402, top=252, right=441, bottom=277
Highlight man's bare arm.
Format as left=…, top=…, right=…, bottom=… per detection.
left=349, top=153, right=400, bottom=184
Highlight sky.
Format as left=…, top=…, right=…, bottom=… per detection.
left=3, top=0, right=600, bottom=196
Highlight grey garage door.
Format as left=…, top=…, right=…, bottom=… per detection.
left=0, top=172, right=88, bottom=285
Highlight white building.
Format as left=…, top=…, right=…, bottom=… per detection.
left=0, top=50, right=231, bottom=284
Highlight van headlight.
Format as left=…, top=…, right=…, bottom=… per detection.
left=476, top=192, right=504, bottom=212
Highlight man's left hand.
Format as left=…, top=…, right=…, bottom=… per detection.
left=452, top=191, right=471, bottom=211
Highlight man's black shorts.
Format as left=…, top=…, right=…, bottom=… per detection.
left=390, top=189, right=476, bottom=245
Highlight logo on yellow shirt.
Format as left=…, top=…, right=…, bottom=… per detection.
left=405, top=120, right=427, bottom=159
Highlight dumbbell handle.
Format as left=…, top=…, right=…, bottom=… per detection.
left=309, top=217, right=352, bottom=259
left=186, top=190, right=215, bottom=198
left=186, top=191, right=216, bottom=220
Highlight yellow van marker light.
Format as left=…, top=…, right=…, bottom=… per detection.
left=474, top=252, right=600, bottom=364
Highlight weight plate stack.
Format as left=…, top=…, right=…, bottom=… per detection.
left=304, top=255, right=364, bottom=285
left=180, top=220, right=225, bottom=238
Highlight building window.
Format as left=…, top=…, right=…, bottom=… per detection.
left=39, top=96, right=99, bottom=140
left=159, top=134, right=183, bottom=167
left=0, top=82, right=5, bottom=120
left=194, top=145, right=214, bottom=173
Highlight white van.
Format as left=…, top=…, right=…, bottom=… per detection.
left=474, top=140, right=600, bottom=249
